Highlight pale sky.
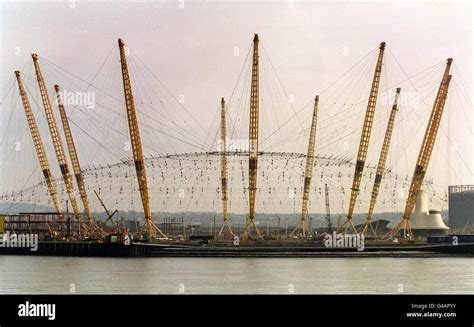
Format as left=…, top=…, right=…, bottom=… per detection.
left=1, top=1, right=472, bottom=110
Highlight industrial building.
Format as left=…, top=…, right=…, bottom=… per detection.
left=448, top=185, right=474, bottom=232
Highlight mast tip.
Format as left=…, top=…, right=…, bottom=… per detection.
left=379, top=42, right=386, bottom=49
left=253, top=34, right=259, bottom=42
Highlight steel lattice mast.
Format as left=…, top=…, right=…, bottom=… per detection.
left=325, top=183, right=332, bottom=232
left=54, top=84, right=92, bottom=223
left=344, top=42, right=385, bottom=233
left=361, top=87, right=401, bottom=236
left=118, top=38, right=167, bottom=240
left=32, top=54, right=83, bottom=226
left=292, top=95, right=319, bottom=238
left=389, top=59, right=453, bottom=238
left=14, top=70, right=62, bottom=217
left=243, top=34, right=263, bottom=240
left=217, top=97, right=234, bottom=239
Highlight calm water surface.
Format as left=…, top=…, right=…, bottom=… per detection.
left=0, top=256, right=473, bottom=294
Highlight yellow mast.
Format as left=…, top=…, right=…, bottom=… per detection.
left=54, top=84, right=92, bottom=223
left=218, top=97, right=234, bottom=239
left=118, top=38, right=167, bottom=239
left=14, top=71, right=62, bottom=217
left=292, top=95, right=319, bottom=238
left=389, top=59, right=453, bottom=238
left=32, top=54, right=83, bottom=226
left=344, top=42, right=386, bottom=233
left=361, top=87, right=401, bottom=236
left=243, top=34, right=263, bottom=240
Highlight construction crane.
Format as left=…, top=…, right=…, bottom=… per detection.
left=217, top=97, right=234, bottom=239
left=14, top=70, right=62, bottom=226
left=389, top=58, right=453, bottom=238
left=117, top=38, right=167, bottom=240
left=54, top=84, right=92, bottom=224
left=31, top=54, right=83, bottom=228
left=344, top=42, right=386, bottom=234
left=94, top=190, right=118, bottom=228
left=325, top=183, right=332, bottom=232
left=361, top=87, right=401, bottom=236
left=243, top=34, right=263, bottom=240
left=292, top=95, right=319, bottom=238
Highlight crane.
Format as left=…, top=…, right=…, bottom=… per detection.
left=344, top=42, right=386, bottom=234
left=361, top=87, right=401, bottom=236
left=389, top=58, right=453, bottom=238
left=14, top=70, right=62, bottom=234
left=292, top=95, right=319, bottom=238
left=217, top=97, right=234, bottom=239
left=54, top=84, right=92, bottom=224
left=243, top=34, right=263, bottom=240
left=325, top=183, right=332, bottom=232
left=118, top=38, right=167, bottom=240
left=94, top=190, right=118, bottom=228
left=31, top=54, right=83, bottom=231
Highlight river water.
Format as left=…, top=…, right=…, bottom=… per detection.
left=0, top=256, right=473, bottom=294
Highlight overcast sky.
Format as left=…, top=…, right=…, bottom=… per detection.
left=1, top=1, right=472, bottom=108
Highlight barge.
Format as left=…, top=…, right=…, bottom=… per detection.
left=0, top=240, right=473, bottom=258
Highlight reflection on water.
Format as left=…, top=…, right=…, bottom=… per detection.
left=0, top=256, right=472, bottom=294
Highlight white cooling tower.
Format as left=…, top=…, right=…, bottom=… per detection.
left=410, top=190, right=449, bottom=235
